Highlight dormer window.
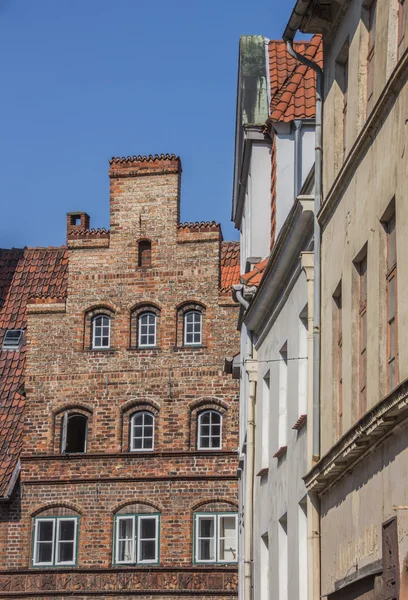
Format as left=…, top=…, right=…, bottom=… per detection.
left=2, top=329, right=24, bottom=350
left=138, top=240, right=152, bottom=268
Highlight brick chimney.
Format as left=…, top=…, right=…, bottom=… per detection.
left=66, top=212, right=90, bottom=237
left=108, top=154, right=182, bottom=248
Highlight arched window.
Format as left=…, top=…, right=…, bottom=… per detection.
left=114, top=504, right=160, bottom=565
left=138, top=240, right=152, bottom=268
left=130, top=411, right=154, bottom=451
left=184, top=310, right=202, bottom=346
left=138, top=312, right=156, bottom=347
left=61, top=413, right=88, bottom=454
left=32, top=507, right=80, bottom=567
left=197, top=410, right=222, bottom=450
left=92, top=314, right=111, bottom=349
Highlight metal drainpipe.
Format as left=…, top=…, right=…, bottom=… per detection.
left=234, top=285, right=256, bottom=600
left=286, top=40, right=322, bottom=462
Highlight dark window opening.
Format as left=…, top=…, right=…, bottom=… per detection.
left=70, top=215, right=81, bottom=227
left=61, top=413, right=88, bottom=454
left=138, top=241, right=152, bottom=268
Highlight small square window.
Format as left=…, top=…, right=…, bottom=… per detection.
left=2, top=329, right=24, bottom=350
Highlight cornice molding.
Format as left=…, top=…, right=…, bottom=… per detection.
left=304, top=378, right=408, bottom=495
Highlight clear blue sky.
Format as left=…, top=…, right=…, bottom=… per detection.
left=0, top=0, right=296, bottom=248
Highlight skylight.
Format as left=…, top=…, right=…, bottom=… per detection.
left=2, top=329, right=24, bottom=350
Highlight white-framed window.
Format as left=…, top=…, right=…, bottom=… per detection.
left=138, top=312, right=156, bottom=347
left=114, top=514, right=159, bottom=565
left=61, top=413, right=88, bottom=454
left=194, top=513, right=237, bottom=564
left=2, top=329, right=24, bottom=350
left=197, top=410, right=222, bottom=450
left=184, top=310, right=202, bottom=346
left=92, top=315, right=111, bottom=349
left=130, top=411, right=154, bottom=451
left=33, top=517, right=78, bottom=567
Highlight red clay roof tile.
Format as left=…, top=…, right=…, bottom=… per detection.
left=220, top=241, right=240, bottom=292
left=0, top=247, right=68, bottom=497
left=240, top=257, right=269, bottom=287
left=268, top=34, right=323, bottom=123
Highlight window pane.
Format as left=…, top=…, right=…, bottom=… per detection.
left=200, top=436, right=210, bottom=448
left=388, top=277, right=395, bottom=321
left=199, top=539, right=214, bottom=561
left=37, top=520, right=54, bottom=541
left=211, top=436, right=221, bottom=448
left=58, top=542, right=74, bottom=563
left=118, top=539, right=133, bottom=563
left=201, top=413, right=210, bottom=425
left=117, top=518, right=134, bottom=563
left=199, top=517, right=214, bottom=538
left=37, top=542, right=53, bottom=564
left=219, top=516, right=237, bottom=562
left=140, top=518, right=156, bottom=539
left=140, top=540, right=156, bottom=561
left=59, top=520, right=75, bottom=541
left=389, top=318, right=396, bottom=360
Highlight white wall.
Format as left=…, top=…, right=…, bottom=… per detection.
left=252, top=270, right=309, bottom=600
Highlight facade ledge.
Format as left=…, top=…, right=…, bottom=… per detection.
left=292, top=414, right=307, bottom=430
left=256, top=467, right=269, bottom=477
left=318, top=46, right=408, bottom=228
left=304, top=378, right=408, bottom=495
left=273, top=446, right=287, bottom=459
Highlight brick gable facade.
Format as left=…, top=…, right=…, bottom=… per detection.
left=0, top=155, right=240, bottom=599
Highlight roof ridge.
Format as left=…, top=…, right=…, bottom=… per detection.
left=110, top=154, right=180, bottom=165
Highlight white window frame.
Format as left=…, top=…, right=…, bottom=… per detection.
left=194, top=512, right=238, bottom=564
left=138, top=312, right=157, bottom=347
left=197, top=410, right=222, bottom=450
left=184, top=310, right=202, bottom=346
left=130, top=411, right=155, bottom=452
left=114, top=514, right=159, bottom=565
left=92, top=314, right=111, bottom=349
left=61, top=412, right=88, bottom=454
left=33, top=517, right=78, bottom=567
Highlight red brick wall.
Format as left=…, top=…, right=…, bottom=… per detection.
left=0, top=156, right=239, bottom=599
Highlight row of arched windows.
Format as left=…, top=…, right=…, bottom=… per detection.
left=32, top=503, right=238, bottom=567
left=89, top=305, right=203, bottom=350
left=61, top=409, right=223, bottom=454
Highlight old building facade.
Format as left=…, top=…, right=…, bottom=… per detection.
left=231, top=34, right=321, bottom=600
left=285, top=0, right=408, bottom=599
left=0, top=154, right=240, bottom=599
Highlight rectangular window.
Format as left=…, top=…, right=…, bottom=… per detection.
left=261, top=373, right=270, bottom=468
left=334, top=286, right=343, bottom=436
left=260, top=532, right=269, bottom=600
left=387, top=215, right=398, bottom=390
left=278, top=515, right=288, bottom=600
left=298, top=501, right=308, bottom=600
left=2, top=329, right=24, bottom=350
left=359, top=255, right=368, bottom=415
left=298, top=312, right=308, bottom=418
left=278, top=343, right=288, bottom=450
left=367, top=0, right=377, bottom=114
left=138, top=313, right=156, bottom=347
left=195, top=513, right=238, bottom=564
left=398, top=0, right=406, bottom=60
left=33, top=517, right=78, bottom=567
left=114, top=514, right=159, bottom=565
left=184, top=311, right=202, bottom=346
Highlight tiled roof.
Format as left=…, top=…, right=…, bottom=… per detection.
left=110, top=154, right=180, bottom=164
left=67, top=228, right=109, bottom=237
left=0, top=247, right=68, bottom=498
left=220, top=241, right=240, bottom=292
left=177, top=221, right=220, bottom=231
left=268, top=34, right=323, bottom=122
left=240, top=257, right=269, bottom=288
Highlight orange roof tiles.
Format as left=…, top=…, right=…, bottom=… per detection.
left=268, top=34, right=323, bottom=123
left=240, top=258, right=269, bottom=288
left=0, top=247, right=68, bottom=497
left=220, top=241, right=240, bottom=292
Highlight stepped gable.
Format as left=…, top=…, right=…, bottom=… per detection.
left=220, top=241, right=240, bottom=292
left=0, top=247, right=68, bottom=497
left=268, top=34, right=323, bottom=122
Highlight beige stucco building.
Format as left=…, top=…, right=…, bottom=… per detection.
left=284, top=0, right=408, bottom=599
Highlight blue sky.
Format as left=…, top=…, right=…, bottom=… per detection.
left=0, top=0, right=296, bottom=248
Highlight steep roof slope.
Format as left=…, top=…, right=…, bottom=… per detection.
left=220, top=242, right=240, bottom=292
left=0, top=247, right=68, bottom=497
left=268, top=34, right=323, bottom=122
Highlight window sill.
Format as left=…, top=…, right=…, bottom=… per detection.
left=127, top=347, right=162, bottom=354
left=173, top=345, right=207, bottom=352
left=273, top=446, right=287, bottom=459
left=292, top=414, right=307, bottom=431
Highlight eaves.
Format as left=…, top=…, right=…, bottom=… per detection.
left=304, top=377, right=408, bottom=496
left=244, top=196, right=314, bottom=342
